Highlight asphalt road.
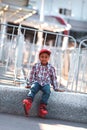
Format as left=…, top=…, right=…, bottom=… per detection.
left=0, top=113, right=87, bottom=130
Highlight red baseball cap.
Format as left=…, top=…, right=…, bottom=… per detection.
left=39, top=49, right=51, bottom=56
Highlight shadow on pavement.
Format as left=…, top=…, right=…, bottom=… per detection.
left=0, top=113, right=87, bottom=130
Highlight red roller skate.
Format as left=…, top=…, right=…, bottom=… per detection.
left=39, top=104, right=48, bottom=118
left=22, top=98, right=32, bottom=116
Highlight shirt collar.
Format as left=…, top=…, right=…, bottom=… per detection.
left=39, top=62, right=49, bottom=67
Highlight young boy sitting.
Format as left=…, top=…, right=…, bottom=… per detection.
left=23, top=49, right=64, bottom=117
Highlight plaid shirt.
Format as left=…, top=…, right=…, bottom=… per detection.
left=28, top=63, right=58, bottom=89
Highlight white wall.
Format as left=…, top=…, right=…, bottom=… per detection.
left=30, top=0, right=87, bottom=21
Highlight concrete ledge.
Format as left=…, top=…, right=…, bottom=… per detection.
left=0, top=85, right=87, bottom=123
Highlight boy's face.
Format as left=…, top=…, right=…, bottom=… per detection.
left=39, top=53, right=50, bottom=65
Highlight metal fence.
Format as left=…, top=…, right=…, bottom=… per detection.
left=67, top=40, right=87, bottom=93
left=0, top=23, right=87, bottom=93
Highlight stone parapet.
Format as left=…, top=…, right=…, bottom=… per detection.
left=0, top=85, right=87, bottom=123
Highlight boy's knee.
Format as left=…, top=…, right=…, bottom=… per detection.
left=43, top=85, right=51, bottom=94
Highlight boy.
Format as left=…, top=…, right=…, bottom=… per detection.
left=23, top=49, right=64, bottom=117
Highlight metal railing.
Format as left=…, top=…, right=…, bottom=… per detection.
left=67, top=39, right=87, bottom=93
left=0, top=23, right=87, bottom=93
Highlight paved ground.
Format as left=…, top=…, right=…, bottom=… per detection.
left=0, top=113, right=87, bottom=130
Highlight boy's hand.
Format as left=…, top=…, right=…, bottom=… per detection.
left=25, top=85, right=31, bottom=88
left=54, top=89, right=65, bottom=92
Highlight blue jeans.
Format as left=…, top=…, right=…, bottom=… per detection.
left=27, top=82, right=51, bottom=105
